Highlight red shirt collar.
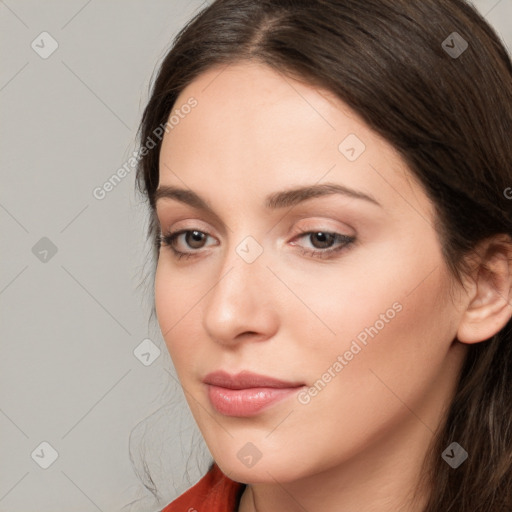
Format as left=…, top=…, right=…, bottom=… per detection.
left=161, top=462, right=246, bottom=511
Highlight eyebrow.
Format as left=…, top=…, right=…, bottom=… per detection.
left=154, top=182, right=381, bottom=215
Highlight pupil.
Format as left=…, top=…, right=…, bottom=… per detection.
left=187, top=231, right=205, bottom=248
left=312, top=232, right=333, bottom=249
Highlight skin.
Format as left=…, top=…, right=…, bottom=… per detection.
left=154, top=61, right=512, bottom=511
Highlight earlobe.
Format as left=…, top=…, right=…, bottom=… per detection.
left=456, top=236, right=512, bottom=344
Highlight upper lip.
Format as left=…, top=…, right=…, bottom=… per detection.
left=203, top=370, right=304, bottom=390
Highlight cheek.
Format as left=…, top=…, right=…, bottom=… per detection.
left=267, top=271, right=455, bottom=478
left=281, top=241, right=446, bottom=353
left=294, top=255, right=455, bottom=422
left=154, top=260, right=173, bottom=334
left=154, top=260, right=191, bottom=361
left=154, top=258, right=213, bottom=380
left=290, top=237, right=455, bottom=408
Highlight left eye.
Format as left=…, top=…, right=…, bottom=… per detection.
left=291, top=231, right=355, bottom=258
left=298, top=231, right=339, bottom=249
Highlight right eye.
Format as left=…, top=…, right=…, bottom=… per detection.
left=158, top=229, right=217, bottom=260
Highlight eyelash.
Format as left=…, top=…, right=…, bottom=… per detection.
left=157, top=229, right=355, bottom=261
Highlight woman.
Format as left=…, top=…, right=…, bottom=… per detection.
left=135, top=0, right=512, bottom=510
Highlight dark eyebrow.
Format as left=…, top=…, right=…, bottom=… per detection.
left=154, top=182, right=381, bottom=214
left=265, top=182, right=381, bottom=209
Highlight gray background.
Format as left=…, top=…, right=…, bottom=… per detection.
left=1, top=1, right=511, bottom=511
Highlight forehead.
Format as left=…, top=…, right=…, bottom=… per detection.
left=158, top=60, right=432, bottom=221
left=170, top=60, right=368, bottom=144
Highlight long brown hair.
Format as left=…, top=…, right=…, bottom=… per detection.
left=135, top=1, right=512, bottom=509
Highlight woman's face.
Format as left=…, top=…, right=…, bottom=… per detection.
left=154, top=61, right=468, bottom=484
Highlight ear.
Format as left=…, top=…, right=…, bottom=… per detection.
left=457, top=234, right=512, bottom=344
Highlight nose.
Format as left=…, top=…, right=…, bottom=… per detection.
left=202, top=240, right=279, bottom=347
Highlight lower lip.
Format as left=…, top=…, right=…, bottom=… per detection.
left=206, top=385, right=302, bottom=417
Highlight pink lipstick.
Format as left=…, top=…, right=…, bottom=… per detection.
left=203, top=370, right=305, bottom=417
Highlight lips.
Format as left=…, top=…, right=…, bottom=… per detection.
left=203, top=370, right=305, bottom=417
left=203, top=370, right=304, bottom=389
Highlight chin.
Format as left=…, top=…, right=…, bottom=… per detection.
left=214, top=453, right=312, bottom=485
